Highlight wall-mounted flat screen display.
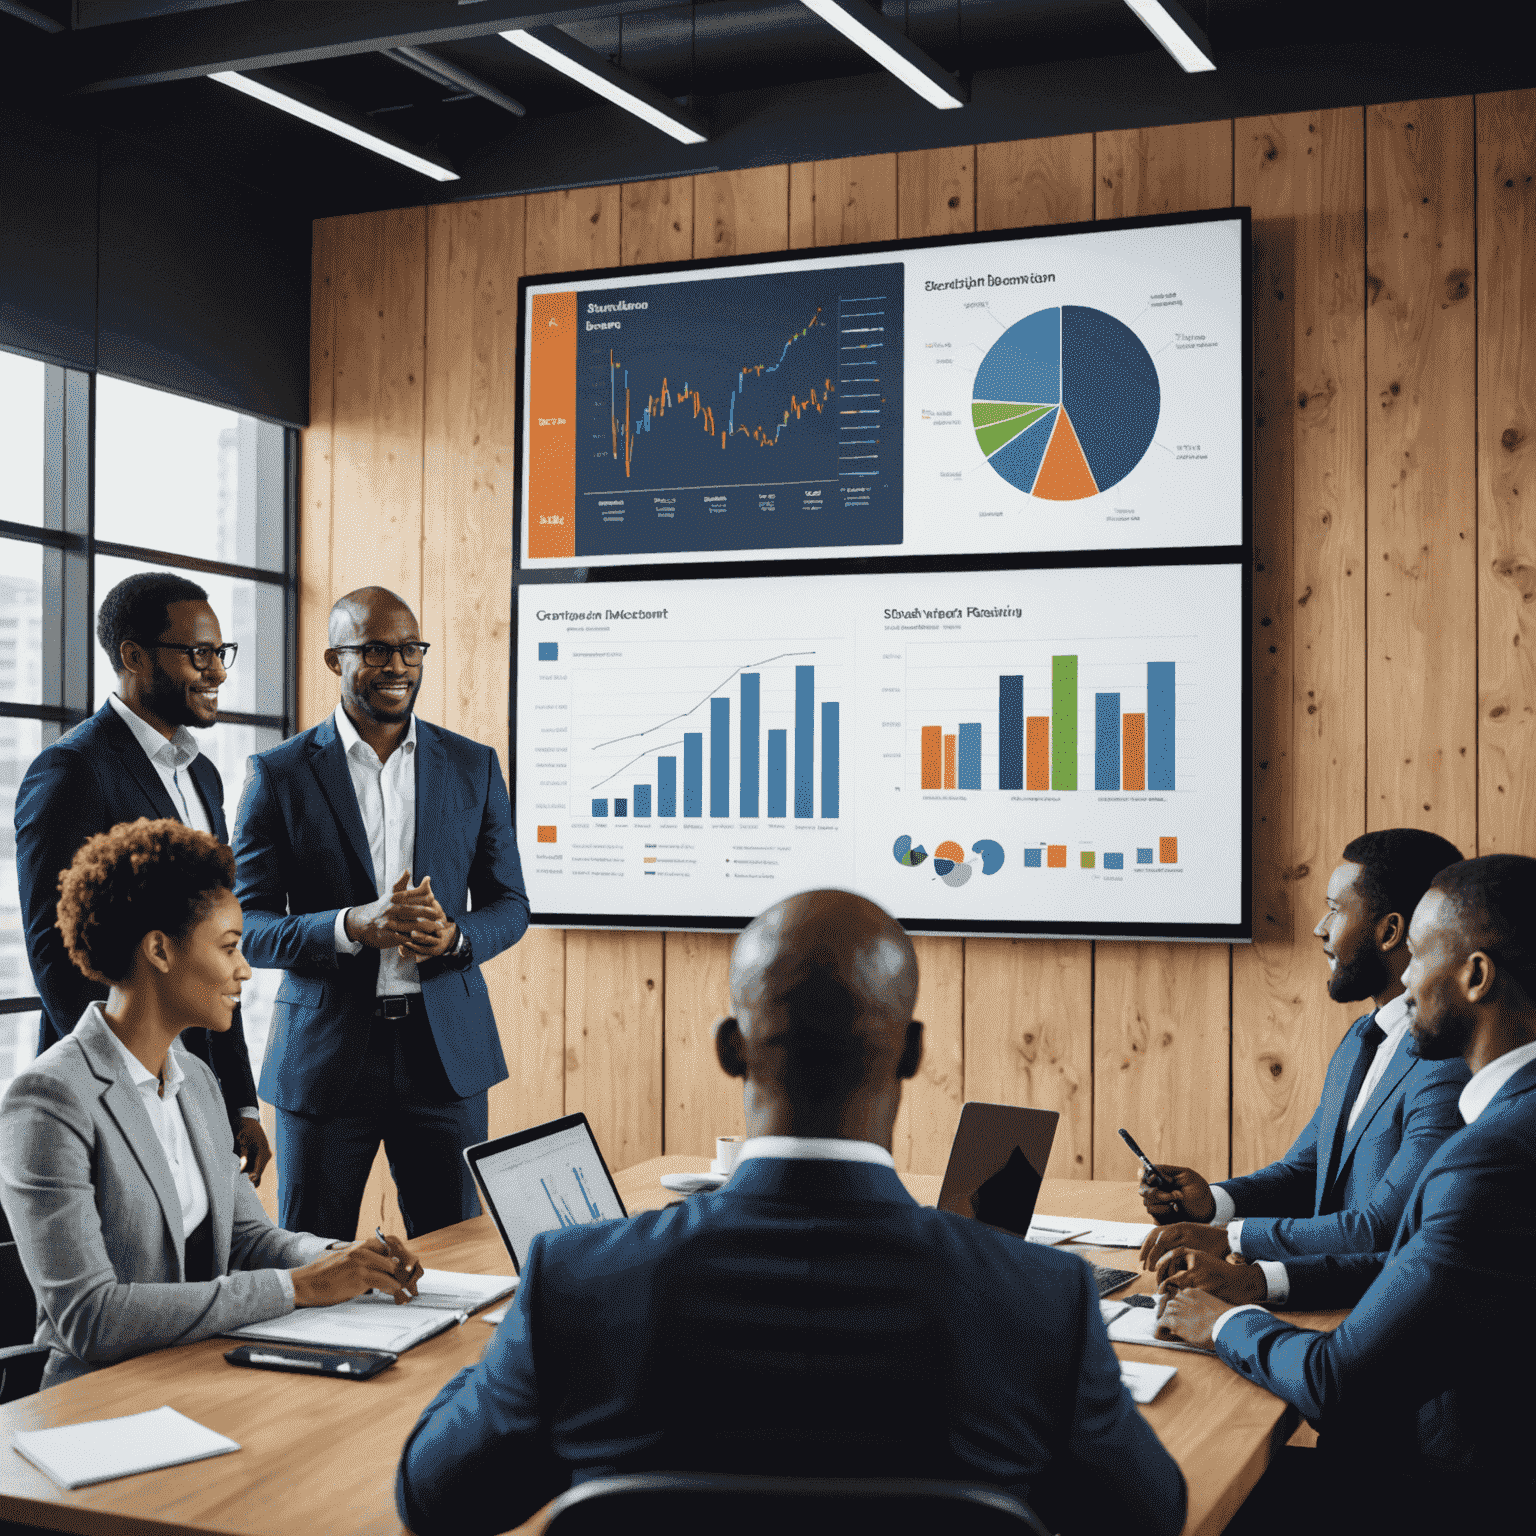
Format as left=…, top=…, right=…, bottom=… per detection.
left=515, top=561, right=1247, bottom=940
left=517, top=211, right=1244, bottom=570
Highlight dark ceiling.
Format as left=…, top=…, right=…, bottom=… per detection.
left=2, top=0, right=1532, bottom=219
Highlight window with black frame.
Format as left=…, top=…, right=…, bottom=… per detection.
left=0, top=352, right=297, bottom=1094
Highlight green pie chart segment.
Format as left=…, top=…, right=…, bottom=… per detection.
left=972, top=404, right=1056, bottom=458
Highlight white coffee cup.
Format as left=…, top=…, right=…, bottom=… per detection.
left=711, top=1136, right=743, bottom=1177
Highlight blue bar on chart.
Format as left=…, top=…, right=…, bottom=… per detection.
left=615, top=798, right=627, bottom=817
left=1095, top=693, right=1121, bottom=790
left=767, top=729, right=787, bottom=817
left=740, top=673, right=760, bottom=818
left=822, top=703, right=840, bottom=817
left=710, top=698, right=730, bottom=817
left=1104, top=852, right=1124, bottom=870
left=1148, top=663, right=1175, bottom=790
left=683, top=733, right=703, bottom=817
left=633, top=784, right=651, bottom=818
left=795, top=666, right=814, bottom=818
left=592, top=798, right=608, bottom=817
left=1024, top=847, right=1043, bottom=867
left=1136, top=847, right=1154, bottom=864
left=957, top=723, right=982, bottom=791
left=658, top=757, right=677, bottom=818
left=999, top=676, right=1023, bottom=790
left=538, top=642, right=558, bottom=661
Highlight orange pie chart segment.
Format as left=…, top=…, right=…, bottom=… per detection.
left=1031, top=406, right=1100, bottom=501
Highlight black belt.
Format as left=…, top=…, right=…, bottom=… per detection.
left=373, top=994, right=425, bottom=1019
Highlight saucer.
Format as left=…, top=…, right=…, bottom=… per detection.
left=659, top=1171, right=728, bottom=1194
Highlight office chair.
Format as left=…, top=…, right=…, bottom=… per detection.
left=542, top=1473, right=1054, bottom=1536
left=0, top=1243, right=48, bottom=1404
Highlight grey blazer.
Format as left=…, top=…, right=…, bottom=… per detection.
left=0, top=1006, right=329, bottom=1388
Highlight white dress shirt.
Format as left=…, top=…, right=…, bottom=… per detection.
left=108, top=696, right=260, bottom=1122
left=100, top=1011, right=209, bottom=1238
left=108, top=693, right=213, bottom=835
left=331, top=704, right=421, bottom=996
left=735, top=1135, right=897, bottom=1169
left=1209, top=1036, right=1536, bottom=1349
left=1213, top=994, right=1413, bottom=1303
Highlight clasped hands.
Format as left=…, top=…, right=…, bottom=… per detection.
left=292, top=1231, right=424, bottom=1309
left=345, top=868, right=458, bottom=961
left=1135, top=1160, right=1260, bottom=1350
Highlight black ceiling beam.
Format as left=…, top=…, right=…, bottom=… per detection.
left=0, top=0, right=65, bottom=32
left=67, top=0, right=661, bottom=94
left=384, top=44, right=528, bottom=118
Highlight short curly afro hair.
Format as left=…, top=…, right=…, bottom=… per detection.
left=56, top=818, right=236, bottom=985
left=97, top=570, right=208, bottom=676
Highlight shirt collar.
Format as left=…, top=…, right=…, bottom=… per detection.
left=1373, top=991, right=1412, bottom=1038
left=735, top=1136, right=896, bottom=1170
left=108, top=692, right=200, bottom=773
left=1459, top=1038, right=1536, bottom=1125
left=333, top=703, right=416, bottom=765
left=95, top=1004, right=187, bottom=1102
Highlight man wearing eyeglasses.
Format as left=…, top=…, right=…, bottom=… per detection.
left=233, top=586, right=529, bottom=1241
left=14, top=570, right=272, bottom=1185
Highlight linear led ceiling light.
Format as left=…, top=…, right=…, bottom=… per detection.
left=799, top=0, right=965, bottom=110
left=1123, top=0, right=1217, bottom=72
left=499, top=27, right=706, bottom=145
left=211, top=70, right=460, bottom=181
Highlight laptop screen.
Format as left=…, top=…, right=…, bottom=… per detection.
left=464, top=1113, right=627, bottom=1271
left=936, top=1102, right=1060, bottom=1237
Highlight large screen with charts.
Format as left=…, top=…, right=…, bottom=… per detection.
left=517, top=211, right=1244, bottom=570
left=515, top=560, right=1247, bottom=939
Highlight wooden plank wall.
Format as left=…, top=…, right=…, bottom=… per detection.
left=283, top=92, right=1536, bottom=1231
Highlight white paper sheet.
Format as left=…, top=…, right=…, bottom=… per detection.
left=13, top=1406, right=239, bottom=1490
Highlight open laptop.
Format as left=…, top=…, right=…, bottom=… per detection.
left=937, top=1102, right=1136, bottom=1297
left=463, top=1112, right=628, bottom=1274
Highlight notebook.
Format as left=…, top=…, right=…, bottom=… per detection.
left=1101, top=1297, right=1215, bottom=1354
left=12, top=1406, right=239, bottom=1489
left=1119, top=1360, right=1178, bottom=1403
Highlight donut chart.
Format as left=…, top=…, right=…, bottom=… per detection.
left=973, top=306, right=1161, bottom=500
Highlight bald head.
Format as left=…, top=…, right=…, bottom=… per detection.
left=328, top=586, right=414, bottom=647
left=717, top=891, right=922, bottom=1144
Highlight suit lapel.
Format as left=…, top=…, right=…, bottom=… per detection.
left=101, top=704, right=181, bottom=822
left=187, top=755, right=227, bottom=842
left=307, top=720, right=378, bottom=896
left=176, top=1049, right=232, bottom=1277
left=412, top=722, right=445, bottom=883
left=76, top=1012, right=185, bottom=1261
left=1315, top=1014, right=1374, bottom=1211
left=1331, top=1027, right=1414, bottom=1189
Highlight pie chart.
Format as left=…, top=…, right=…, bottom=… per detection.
left=972, top=306, right=1161, bottom=500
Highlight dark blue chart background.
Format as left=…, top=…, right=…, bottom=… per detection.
left=572, top=264, right=904, bottom=558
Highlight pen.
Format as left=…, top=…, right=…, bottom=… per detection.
left=1117, top=1128, right=1183, bottom=1218
left=376, top=1226, right=420, bottom=1296
left=247, top=1352, right=351, bottom=1373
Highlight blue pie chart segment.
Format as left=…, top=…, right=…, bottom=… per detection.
left=1061, top=305, right=1161, bottom=493
left=987, top=407, right=1057, bottom=495
left=972, top=305, right=1060, bottom=404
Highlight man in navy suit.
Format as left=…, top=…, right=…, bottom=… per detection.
left=395, top=890, right=1188, bottom=1536
left=1156, top=853, right=1536, bottom=1528
left=234, top=586, right=528, bottom=1241
left=13, top=571, right=268, bottom=1181
left=1135, top=829, right=1467, bottom=1307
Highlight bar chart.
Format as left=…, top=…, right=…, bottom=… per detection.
left=911, top=654, right=1183, bottom=796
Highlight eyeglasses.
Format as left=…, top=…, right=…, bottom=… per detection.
left=331, top=642, right=431, bottom=667
left=148, top=642, right=238, bottom=671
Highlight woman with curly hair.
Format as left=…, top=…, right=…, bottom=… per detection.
left=0, top=817, right=422, bottom=1389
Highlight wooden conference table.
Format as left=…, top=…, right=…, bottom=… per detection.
left=0, top=1160, right=1346, bottom=1536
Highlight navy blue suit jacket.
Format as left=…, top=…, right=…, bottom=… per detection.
left=13, top=701, right=258, bottom=1119
left=1215, top=1058, right=1536, bottom=1492
left=232, top=713, right=529, bottom=1113
left=395, top=1158, right=1187, bottom=1536
left=1216, top=1012, right=1467, bottom=1260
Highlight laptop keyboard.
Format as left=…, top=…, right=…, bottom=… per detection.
left=1092, top=1264, right=1138, bottom=1297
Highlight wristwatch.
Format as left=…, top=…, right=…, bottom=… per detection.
left=449, top=926, right=471, bottom=965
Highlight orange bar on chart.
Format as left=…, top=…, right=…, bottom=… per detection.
left=537, top=826, right=557, bottom=843
left=527, top=292, right=577, bottom=559
left=921, top=727, right=942, bottom=789
left=1123, top=714, right=1146, bottom=791
left=1047, top=844, right=1067, bottom=868
left=943, top=734, right=957, bottom=789
left=1026, top=717, right=1050, bottom=790
left=1159, top=837, right=1178, bottom=864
